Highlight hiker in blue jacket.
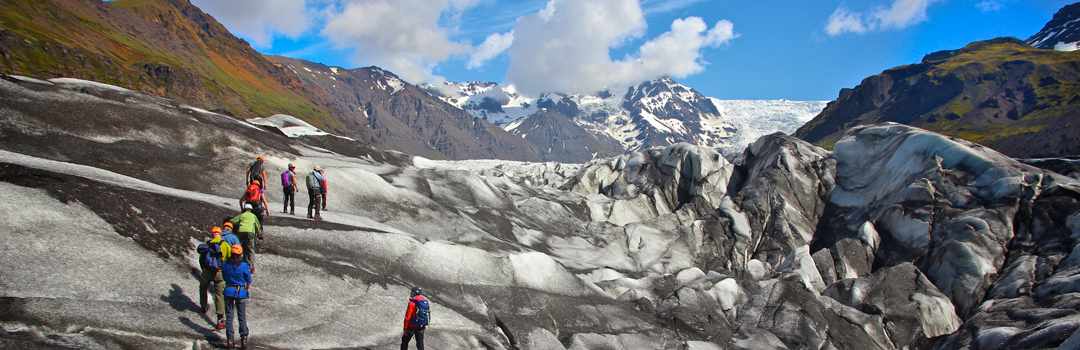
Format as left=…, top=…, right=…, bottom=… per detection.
left=221, top=222, right=241, bottom=248
left=222, top=244, right=252, bottom=349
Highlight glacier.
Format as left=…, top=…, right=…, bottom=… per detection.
left=2, top=74, right=1080, bottom=350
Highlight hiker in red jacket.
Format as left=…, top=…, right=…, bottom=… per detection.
left=401, top=286, right=430, bottom=350
left=240, top=179, right=269, bottom=232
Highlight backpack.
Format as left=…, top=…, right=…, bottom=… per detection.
left=409, top=298, right=430, bottom=327
left=245, top=184, right=261, bottom=202
left=306, top=172, right=320, bottom=190
left=281, top=171, right=293, bottom=188
left=248, top=161, right=264, bottom=185
left=197, top=240, right=225, bottom=271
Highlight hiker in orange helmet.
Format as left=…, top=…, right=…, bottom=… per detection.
left=221, top=244, right=252, bottom=349
left=246, top=156, right=267, bottom=190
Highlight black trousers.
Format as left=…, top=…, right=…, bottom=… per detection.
left=400, top=327, right=425, bottom=350
left=283, top=187, right=295, bottom=213
left=238, top=231, right=254, bottom=263
left=307, top=189, right=322, bottom=217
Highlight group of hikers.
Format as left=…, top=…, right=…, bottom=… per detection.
left=245, top=156, right=327, bottom=220
left=196, top=156, right=430, bottom=349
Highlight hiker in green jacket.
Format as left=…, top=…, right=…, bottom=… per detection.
left=230, top=204, right=261, bottom=265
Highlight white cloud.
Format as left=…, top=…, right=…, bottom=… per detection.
left=825, top=0, right=938, bottom=36
left=321, top=0, right=481, bottom=83
left=505, top=0, right=736, bottom=96
left=468, top=31, right=514, bottom=69
left=191, top=0, right=311, bottom=48
left=976, top=1, right=1002, bottom=12
left=825, top=7, right=867, bottom=35
left=641, top=0, right=707, bottom=14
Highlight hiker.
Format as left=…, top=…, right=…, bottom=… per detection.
left=230, top=204, right=262, bottom=264
left=240, top=179, right=269, bottom=232
left=318, top=167, right=327, bottom=211
left=221, top=244, right=252, bottom=349
left=197, top=227, right=231, bottom=330
left=246, top=156, right=266, bottom=190
left=306, top=166, right=325, bottom=220
left=400, top=286, right=430, bottom=350
left=221, top=221, right=241, bottom=248
left=281, top=163, right=297, bottom=215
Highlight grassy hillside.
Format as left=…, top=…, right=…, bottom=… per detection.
left=795, top=38, right=1080, bottom=157
left=0, top=0, right=380, bottom=144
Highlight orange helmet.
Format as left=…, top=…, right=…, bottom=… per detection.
left=211, top=226, right=222, bottom=234
left=257, top=156, right=264, bottom=162
left=252, top=180, right=261, bottom=186
left=231, top=245, right=243, bottom=255
left=223, top=222, right=233, bottom=229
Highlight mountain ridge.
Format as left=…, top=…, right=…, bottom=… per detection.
left=795, top=37, right=1080, bottom=158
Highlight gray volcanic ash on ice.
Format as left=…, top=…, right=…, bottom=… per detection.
left=2, top=74, right=1080, bottom=349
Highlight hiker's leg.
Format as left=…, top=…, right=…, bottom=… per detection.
left=225, top=296, right=236, bottom=340
left=314, top=193, right=322, bottom=217
left=199, top=269, right=213, bottom=309
left=307, top=189, right=315, bottom=217
left=400, top=330, right=413, bottom=350
left=237, top=299, right=248, bottom=336
left=415, top=328, right=425, bottom=350
left=213, top=271, right=225, bottom=315
left=240, top=233, right=253, bottom=263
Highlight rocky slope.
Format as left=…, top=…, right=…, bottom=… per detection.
left=794, top=37, right=1080, bottom=158
left=264, top=56, right=543, bottom=161
left=0, top=0, right=381, bottom=144
left=1026, top=2, right=1080, bottom=51
left=4, top=74, right=1080, bottom=349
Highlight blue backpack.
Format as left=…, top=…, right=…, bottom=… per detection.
left=197, top=240, right=224, bottom=271
left=409, top=298, right=430, bottom=327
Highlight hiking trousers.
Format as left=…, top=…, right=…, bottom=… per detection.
left=238, top=232, right=255, bottom=263
left=307, top=188, right=322, bottom=217
left=283, top=187, right=295, bottom=213
left=199, top=269, right=225, bottom=315
left=224, top=295, right=248, bottom=341
left=401, top=326, right=425, bottom=350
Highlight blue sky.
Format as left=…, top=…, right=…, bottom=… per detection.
left=188, top=0, right=1074, bottom=101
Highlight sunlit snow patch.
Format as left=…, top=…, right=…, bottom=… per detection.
left=48, top=77, right=132, bottom=92
left=247, top=114, right=329, bottom=137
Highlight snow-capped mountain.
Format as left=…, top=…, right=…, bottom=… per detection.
left=1026, top=2, right=1080, bottom=51
left=424, top=78, right=827, bottom=159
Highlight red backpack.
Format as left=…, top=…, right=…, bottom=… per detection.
left=245, top=184, right=261, bottom=202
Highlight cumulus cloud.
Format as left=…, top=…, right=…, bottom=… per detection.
left=506, top=0, right=736, bottom=96
left=825, top=7, right=867, bottom=36
left=321, top=0, right=480, bottom=83
left=191, top=0, right=311, bottom=47
left=468, top=31, right=515, bottom=69
left=825, top=0, right=938, bottom=36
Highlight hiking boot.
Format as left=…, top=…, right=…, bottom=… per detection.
left=226, top=338, right=234, bottom=349
left=290, top=210, right=295, bottom=215
left=314, top=215, right=323, bottom=220
left=241, top=335, right=248, bottom=349
left=307, top=214, right=313, bottom=219
left=216, top=315, right=225, bottom=329
left=201, top=304, right=209, bottom=314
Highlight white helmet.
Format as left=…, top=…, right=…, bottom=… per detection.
left=243, top=203, right=253, bottom=211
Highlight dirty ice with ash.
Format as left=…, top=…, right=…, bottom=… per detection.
left=3, top=73, right=1080, bottom=350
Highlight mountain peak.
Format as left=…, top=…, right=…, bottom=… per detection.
left=1026, top=2, right=1080, bottom=50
